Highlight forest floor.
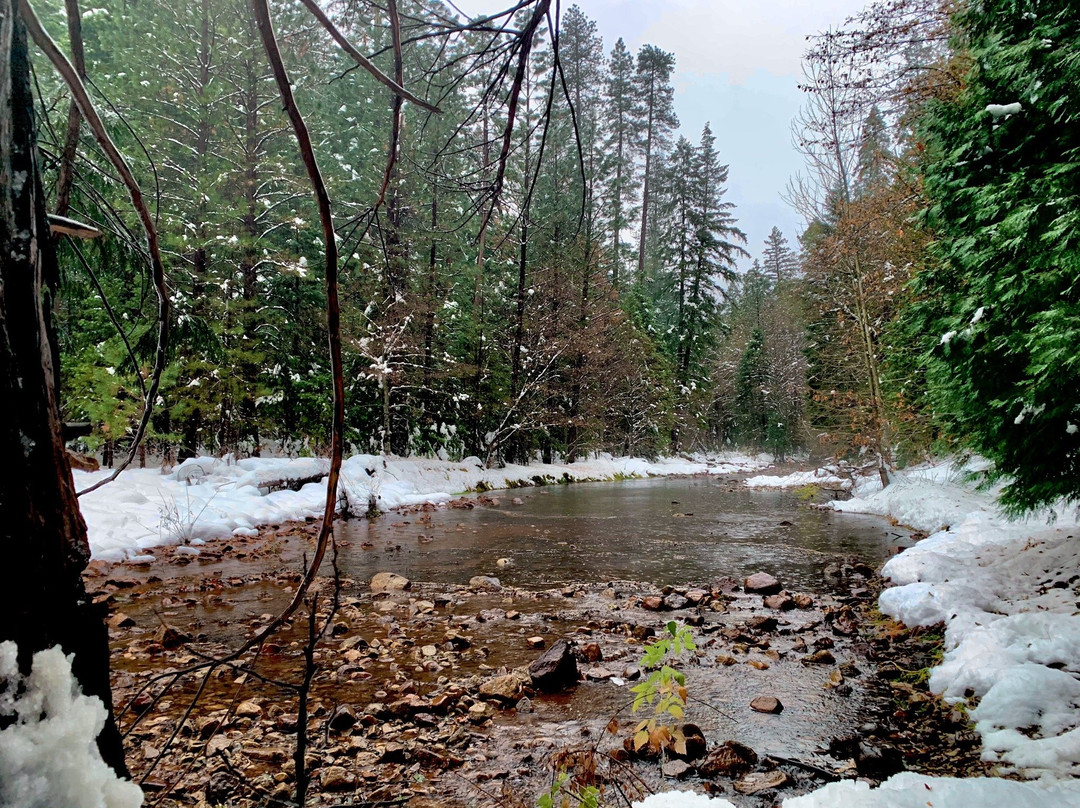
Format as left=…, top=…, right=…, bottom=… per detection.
left=83, top=464, right=1001, bottom=808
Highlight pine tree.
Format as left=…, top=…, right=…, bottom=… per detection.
left=602, top=37, right=638, bottom=290
left=634, top=44, right=678, bottom=283
left=761, top=226, right=798, bottom=283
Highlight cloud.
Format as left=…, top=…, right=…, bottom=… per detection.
left=586, top=0, right=868, bottom=84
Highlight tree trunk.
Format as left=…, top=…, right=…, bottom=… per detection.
left=0, top=1, right=127, bottom=775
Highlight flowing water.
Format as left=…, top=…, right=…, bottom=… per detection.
left=336, top=476, right=907, bottom=591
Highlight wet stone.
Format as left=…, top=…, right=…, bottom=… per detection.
left=698, top=741, right=758, bottom=778
left=764, top=593, right=796, bottom=611
left=662, top=759, right=692, bottom=779
left=328, top=705, right=357, bottom=731
left=528, top=638, right=578, bottom=692
left=320, top=766, right=356, bottom=791
left=750, top=696, right=783, bottom=714
left=744, top=572, right=783, bottom=595
left=665, top=593, right=689, bottom=610
left=370, top=572, right=411, bottom=591
left=734, top=770, right=793, bottom=795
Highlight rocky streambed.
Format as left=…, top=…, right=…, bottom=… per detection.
left=85, top=478, right=981, bottom=806
left=88, top=552, right=978, bottom=806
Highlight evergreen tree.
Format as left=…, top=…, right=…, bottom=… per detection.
left=634, top=44, right=678, bottom=283
left=761, top=226, right=799, bottom=283
left=601, top=37, right=639, bottom=290
left=914, top=0, right=1080, bottom=511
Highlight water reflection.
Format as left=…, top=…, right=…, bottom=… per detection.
left=339, top=477, right=905, bottom=589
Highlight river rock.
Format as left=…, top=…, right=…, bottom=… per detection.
left=467, top=701, right=493, bottom=723
left=528, top=638, right=578, bottom=692
left=526, top=636, right=546, bottom=649
left=642, top=595, right=665, bottom=611
left=580, top=642, right=603, bottom=663
left=750, top=696, right=783, bottom=714
left=328, top=705, right=357, bottom=731
left=745, top=616, right=778, bottom=633
left=584, top=666, right=616, bottom=681
left=108, top=612, right=135, bottom=629
left=673, top=723, right=707, bottom=761
left=479, top=671, right=530, bottom=703
left=734, top=770, right=792, bottom=795
left=320, top=766, right=356, bottom=791
left=699, top=741, right=758, bottom=778
left=763, top=593, right=795, bottom=611
left=715, top=576, right=741, bottom=593
left=802, top=649, right=836, bottom=665
left=793, top=593, right=814, bottom=608
left=469, top=575, right=502, bottom=590
left=744, top=572, right=782, bottom=595
left=662, top=759, right=692, bottom=779
left=665, top=593, right=689, bottom=610
left=370, top=572, right=411, bottom=592
left=235, top=699, right=263, bottom=718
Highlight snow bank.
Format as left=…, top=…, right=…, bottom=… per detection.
left=75, top=452, right=770, bottom=561
left=633, top=792, right=735, bottom=808
left=829, top=460, right=1080, bottom=779
left=744, top=467, right=847, bottom=489
left=782, top=772, right=1080, bottom=807
left=0, top=642, right=143, bottom=808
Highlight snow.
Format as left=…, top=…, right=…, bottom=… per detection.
left=985, top=102, right=1022, bottom=117
left=75, top=452, right=771, bottom=561
left=829, top=459, right=1080, bottom=780
left=782, top=772, right=1080, bottom=807
left=0, top=642, right=144, bottom=808
left=633, top=792, right=735, bottom=808
left=744, top=468, right=847, bottom=489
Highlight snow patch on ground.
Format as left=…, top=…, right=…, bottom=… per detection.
left=782, top=772, right=1080, bottom=807
left=744, top=467, right=848, bottom=489
left=830, top=460, right=1080, bottom=780
left=0, top=642, right=144, bottom=808
left=76, top=452, right=771, bottom=562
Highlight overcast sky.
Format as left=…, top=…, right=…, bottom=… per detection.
left=558, top=0, right=870, bottom=268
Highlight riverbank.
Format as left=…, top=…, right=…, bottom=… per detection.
left=738, top=460, right=1080, bottom=806
left=74, top=452, right=773, bottom=562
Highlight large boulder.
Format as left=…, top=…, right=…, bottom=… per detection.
left=370, top=572, right=411, bottom=592
left=528, top=638, right=579, bottom=692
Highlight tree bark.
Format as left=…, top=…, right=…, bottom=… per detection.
left=0, top=0, right=127, bottom=775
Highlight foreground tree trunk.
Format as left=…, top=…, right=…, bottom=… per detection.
left=0, top=0, right=127, bottom=775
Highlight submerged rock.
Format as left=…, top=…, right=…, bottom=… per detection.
left=734, top=770, right=792, bottom=795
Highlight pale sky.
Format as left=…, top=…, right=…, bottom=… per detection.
left=568, top=0, right=870, bottom=267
